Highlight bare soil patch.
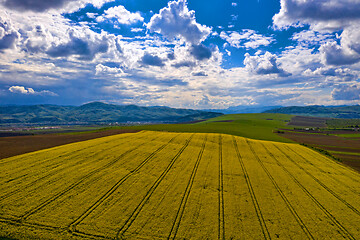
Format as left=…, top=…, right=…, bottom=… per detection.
left=0, top=129, right=139, bottom=160
left=281, top=131, right=360, bottom=172
left=288, top=116, right=327, bottom=128
left=331, top=154, right=360, bottom=171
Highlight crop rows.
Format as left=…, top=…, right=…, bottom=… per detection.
left=0, top=131, right=359, bottom=239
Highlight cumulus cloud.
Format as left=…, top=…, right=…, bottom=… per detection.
left=140, top=53, right=165, bottom=67
left=23, top=25, right=52, bottom=53
left=95, top=64, right=124, bottom=75
left=147, top=0, right=211, bottom=44
left=0, top=17, right=19, bottom=51
left=319, top=25, right=360, bottom=65
left=273, top=0, right=360, bottom=31
left=96, top=5, right=143, bottom=25
left=320, top=25, right=360, bottom=65
left=8, top=85, right=57, bottom=95
left=274, top=1, right=360, bottom=66
left=220, top=30, right=274, bottom=49
left=46, top=30, right=108, bottom=60
left=190, top=44, right=212, bottom=60
left=291, top=30, right=333, bottom=46
left=320, top=41, right=360, bottom=66
left=192, top=71, right=207, bottom=76
left=1, top=0, right=75, bottom=12
left=172, top=61, right=195, bottom=68
left=304, top=67, right=359, bottom=84
left=332, top=84, right=360, bottom=100
left=0, top=0, right=113, bottom=13
left=244, top=52, right=291, bottom=77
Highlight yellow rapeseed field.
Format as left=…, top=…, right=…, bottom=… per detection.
left=0, top=131, right=359, bottom=239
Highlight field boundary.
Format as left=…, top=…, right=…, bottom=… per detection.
left=0, top=132, right=151, bottom=202
left=282, top=145, right=360, bottom=217
left=272, top=145, right=356, bottom=239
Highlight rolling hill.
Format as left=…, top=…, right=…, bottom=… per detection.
left=264, top=105, right=360, bottom=118
left=0, top=102, right=222, bottom=125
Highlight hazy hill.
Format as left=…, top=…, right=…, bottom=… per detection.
left=264, top=105, right=360, bottom=118
left=0, top=102, right=222, bottom=125
left=205, top=105, right=282, bottom=114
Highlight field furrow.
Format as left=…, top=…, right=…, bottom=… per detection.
left=167, top=134, right=207, bottom=240
left=72, top=133, right=193, bottom=238
left=173, top=134, right=220, bottom=239
left=218, top=134, right=225, bottom=240
left=0, top=131, right=153, bottom=200
left=0, top=131, right=148, bottom=193
left=238, top=138, right=311, bottom=239
left=0, top=131, right=359, bottom=240
left=282, top=145, right=360, bottom=216
left=247, top=141, right=314, bottom=240
left=23, top=132, right=179, bottom=228
left=115, top=134, right=195, bottom=239
left=272, top=144, right=360, bottom=238
left=0, top=132, right=160, bottom=218
left=259, top=142, right=350, bottom=238
left=232, top=136, right=271, bottom=239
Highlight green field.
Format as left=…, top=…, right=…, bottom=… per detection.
left=119, top=113, right=294, bottom=143
left=1, top=131, right=359, bottom=239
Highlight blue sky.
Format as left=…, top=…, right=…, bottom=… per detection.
left=1, top=0, right=360, bottom=108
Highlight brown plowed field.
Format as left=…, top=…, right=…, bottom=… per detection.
left=287, top=116, right=327, bottom=128
left=0, top=129, right=139, bottom=160
left=282, top=131, right=360, bottom=172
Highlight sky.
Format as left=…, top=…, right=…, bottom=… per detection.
left=0, top=0, right=360, bottom=108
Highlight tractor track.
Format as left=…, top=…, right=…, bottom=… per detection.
left=115, top=134, right=194, bottom=239
left=167, top=134, right=207, bottom=240
left=0, top=133, right=153, bottom=202
left=18, top=134, right=165, bottom=222
left=67, top=134, right=182, bottom=234
left=282, top=145, right=360, bottom=217
left=273, top=144, right=356, bottom=240
left=247, top=140, right=314, bottom=240
left=218, top=134, right=225, bottom=240
left=232, top=137, right=271, bottom=240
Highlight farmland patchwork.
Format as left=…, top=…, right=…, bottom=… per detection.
left=0, top=131, right=359, bottom=239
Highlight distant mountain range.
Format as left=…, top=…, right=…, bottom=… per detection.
left=0, top=102, right=222, bottom=125
left=264, top=105, right=360, bottom=118
left=206, top=105, right=283, bottom=114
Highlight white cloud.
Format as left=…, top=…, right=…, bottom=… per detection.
left=320, top=41, right=360, bottom=66
left=147, top=0, right=211, bottom=44
left=8, top=85, right=57, bottom=95
left=46, top=29, right=109, bottom=60
left=274, top=0, right=360, bottom=67
left=97, top=5, right=143, bottom=25
left=231, top=2, right=237, bottom=7
left=0, top=0, right=113, bottom=14
left=86, top=12, right=98, bottom=19
left=332, top=84, right=360, bottom=100
left=291, top=30, right=333, bottom=46
left=95, top=64, right=124, bottom=75
left=273, top=0, right=360, bottom=31
left=131, top=28, right=144, bottom=33
left=244, top=51, right=291, bottom=77
left=220, top=30, right=274, bottom=49
left=0, top=15, right=20, bottom=52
